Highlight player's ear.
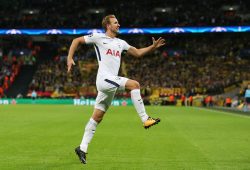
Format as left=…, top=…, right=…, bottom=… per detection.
left=107, top=24, right=111, bottom=30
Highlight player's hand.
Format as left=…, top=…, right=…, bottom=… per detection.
left=67, top=57, right=75, bottom=72
left=152, top=37, right=166, bottom=49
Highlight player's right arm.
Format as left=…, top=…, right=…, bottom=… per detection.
left=67, top=33, right=100, bottom=72
left=67, top=37, right=86, bottom=72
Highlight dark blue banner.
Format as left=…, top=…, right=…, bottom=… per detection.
left=0, top=26, right=249, bottom=35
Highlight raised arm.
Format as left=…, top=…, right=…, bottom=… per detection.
left=67, top=37, right=86, bottom=72
left=127, top=37, right=165, bottom=58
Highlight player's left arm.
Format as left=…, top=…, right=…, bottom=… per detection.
left=127, top=37, right=165, bottom=58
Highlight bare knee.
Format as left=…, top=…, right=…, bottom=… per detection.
left=133, top=81, right=140, bottom=89
left=125, top=80, right=140, bottom=91
left=92, top=116, right=103, bottom=123
left=92, top=109, right=105, bottom=123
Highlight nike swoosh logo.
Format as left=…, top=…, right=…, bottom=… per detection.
left=103, top=42, right=108, bottom=44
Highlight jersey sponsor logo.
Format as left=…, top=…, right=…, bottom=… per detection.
left=106, top=49, right=121, bottom=57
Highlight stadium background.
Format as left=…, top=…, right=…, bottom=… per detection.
left=0, top=0, right=250, bottom=169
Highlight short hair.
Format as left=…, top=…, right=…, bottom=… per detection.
left=102, top=15, right=116, bottom=32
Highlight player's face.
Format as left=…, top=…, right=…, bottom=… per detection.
left=108, top=18, right=120, bottom=34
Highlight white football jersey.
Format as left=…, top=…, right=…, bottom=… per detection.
left=84, top=33, right=131, bottom=77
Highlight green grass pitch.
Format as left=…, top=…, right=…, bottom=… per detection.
left=0, top=105, right=250, bottom=170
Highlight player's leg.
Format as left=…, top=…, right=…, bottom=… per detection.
left=94, top=75, right=158, bottom=128
left=76, top=90, right=115, bottom=164
left=79, top=108, right=104, bottom=153
left=125, top=79, right=160, bottom=129
left=125, top=79, right=148, bottom=122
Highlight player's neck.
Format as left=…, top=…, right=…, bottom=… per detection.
left=105, top=31, right=117, bottom=38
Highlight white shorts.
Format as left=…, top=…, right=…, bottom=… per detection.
left=95, top=75, right=128, bottom=112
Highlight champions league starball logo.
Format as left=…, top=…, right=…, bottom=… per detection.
left=46, top=29, right=62, bottom=34
left=169, top=28, right=185, bottom=33
left=87, top=29, right=103, bottom=34
left=128, top=28, right=144, bottom=34
left=210, top=27, right=227, bottom=32
left=6, top=29, right=22, bottom=34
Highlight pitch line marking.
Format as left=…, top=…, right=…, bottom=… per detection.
left=192, top=107, right=250, bottom=119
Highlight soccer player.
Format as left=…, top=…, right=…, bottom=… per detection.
left=67, top=14, right=165, bottom=164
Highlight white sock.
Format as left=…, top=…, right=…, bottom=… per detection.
left=80, top=118, right=98, bottom=153
left=131, top=89, right=149, bottom=123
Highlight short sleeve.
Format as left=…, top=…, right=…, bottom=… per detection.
left=121, top=40, right=131, bottom=51
left=83, top=33, right=100, bottom=44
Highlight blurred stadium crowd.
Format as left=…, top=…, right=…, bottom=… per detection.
left=0, top=0, right=250, bottom=108
left=1, top=34, right=249, bottom=105
left=1, top=0, right=250, bottom=28
left=15, top=36, right=237, bottom=95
